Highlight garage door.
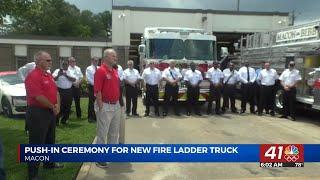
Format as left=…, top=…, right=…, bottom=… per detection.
left=0, top=44, right=14, bottom=71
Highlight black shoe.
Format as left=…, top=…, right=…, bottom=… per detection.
left=216, top=111, right=221, bottom=115
left=155, top=112, right=160, bottom=117
left=250, top=111, right=256, bottom=114
left=96, top=162, right=108, bottom=168
left=144, top=113, right=149, bottom=117
left=187, top=112, right=191, bottom=116
left=162, top=112, right=167, bottom=117
left=266, top=111, right=270, bottom=114
left=29, top=175, right=41, bottom=180
left=196, top=112, right=202, bottom=116
left=291, top=116, right=296, bottom=121
left=232, top=109, right=238, bottom=113
left=88, top=119, right=96, bottom=123
left=258, top=113, right=262, bottom=116
left=126, top=113, right=130, bottom=116
left=240, top=110, right=245, bottom=114
left=43, top=163, right=64, bottom=169
left=270, top=111, right=275, bottom=116
left=175, top=112, right=181, bottom=116
left=61, top=121, right=67, bottom=125
left=280, top=115, right=288, bottom=119
left=206, top=111, right=212, bottom=115
left=221, top=109, right=226, bottom=114
left=132, top=113, right=139, bottom=116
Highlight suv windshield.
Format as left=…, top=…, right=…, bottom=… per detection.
left=148, top=39, right=214, bottom=60
left=0, top=74, right=23, bottom=85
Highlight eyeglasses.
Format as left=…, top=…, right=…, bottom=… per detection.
left=46, top=60, right=52, bottom=62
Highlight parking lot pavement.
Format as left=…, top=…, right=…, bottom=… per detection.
left=77, top=99, right=320, bottom=180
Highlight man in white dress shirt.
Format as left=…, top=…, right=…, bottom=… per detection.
left=279, top=61, right=301, bottom=120
left=68, top=57, right=83, bottom=118
left=141, top=60, right=162, bottom=117
left=257, top=62, right=279, bottom=116
left=238, top=61, right=256, bottom=114
left=18, top=62, right=36, bottom=81
left=86, top=57, right=99, bottom=123
left=222, top=62, right=239, bottom=113
left=162, top=60, right=182, bottom=116
left=206, top=61, right=224, bottom=115
left=123, top=60, right=141, bottom=116
left=52, top=60, right=76, bottom=124
left=184, top=62, right=203, bottom=116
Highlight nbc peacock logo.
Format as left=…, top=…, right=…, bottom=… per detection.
left=284, top=145, right=300, bottom=162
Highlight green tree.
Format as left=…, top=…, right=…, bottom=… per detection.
left=0, top=0, right=33, bottom=18
left=6, top=0, right=111, bottom=38
left=95, top=11, right=112, bottom=37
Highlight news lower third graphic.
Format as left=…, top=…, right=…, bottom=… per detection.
left=18, top=144, right=320, bottom=167
left=260, top=144, right=304, bottom=167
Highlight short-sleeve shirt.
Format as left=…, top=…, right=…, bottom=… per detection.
left=142, top=67, right=162, bottom=85
left=86, top=65, right=99, bottom=85
left=162, top=67, right=182, bottom=81
left=258, top=69, right=279, bottom=86
left=184, top=69, right=203, bottom=86
left=238, top=66, right=256, bottom=84
left=117, top=65, right=124, bottom=81
left=206, top=67, right=224, bottom=84
left=25, top=67, right=57, bottom=108
left=94, top=63, right=120, bottom=102
left=52, top=69, right=75, bottom=89
left=123, top=68, right=141, bottom=83
left=68, top=65, right=83, bottom=85
left=223, top=68, right=239, bottom=85
left=279, top=69, right=302, bottom=86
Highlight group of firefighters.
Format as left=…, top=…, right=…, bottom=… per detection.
left=120, top=59, right=301, bottom=121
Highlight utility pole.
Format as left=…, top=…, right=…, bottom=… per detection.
left=237, top=0, right=240, bottom=11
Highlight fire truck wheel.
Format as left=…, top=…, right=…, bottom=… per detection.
left=275, top=89, right=284, bottom=114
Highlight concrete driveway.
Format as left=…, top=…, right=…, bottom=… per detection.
left=77, top=100, right=320, bottom=180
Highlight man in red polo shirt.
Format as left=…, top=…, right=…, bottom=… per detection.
left=94, top=48, right=121, bottom=168
left=25, top=51, right=63, bottom=180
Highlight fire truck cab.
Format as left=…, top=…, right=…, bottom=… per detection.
left=139, top=27, right=217, bottom=102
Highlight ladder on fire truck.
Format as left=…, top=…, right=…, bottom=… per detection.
left=240, top=20, right=320, bottom=68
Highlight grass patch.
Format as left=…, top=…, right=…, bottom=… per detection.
left=0, top=98, right=96, bottom=180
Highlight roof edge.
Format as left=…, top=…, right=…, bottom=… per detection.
left=112, top=5, right=289, bottom=16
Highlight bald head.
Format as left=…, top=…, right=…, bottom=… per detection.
left=34, top=51, right=52, bottom=71
left=103, top=48, right=117, bottom=66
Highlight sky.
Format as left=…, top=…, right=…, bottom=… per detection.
left=65, top=0, right=320, bottom=25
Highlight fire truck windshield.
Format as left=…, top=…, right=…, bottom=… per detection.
left=148, top=39, right=214, bottom=60
left=149, top=39, right=184, bottom=59
left=184, top=40, right=213, bottom=60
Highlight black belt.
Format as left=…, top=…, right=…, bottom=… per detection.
left=27, top=106, right=53, bottom=113
left=146, top=84, right=158, bottom=87
left=262, top=85, right=274, bottom=87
